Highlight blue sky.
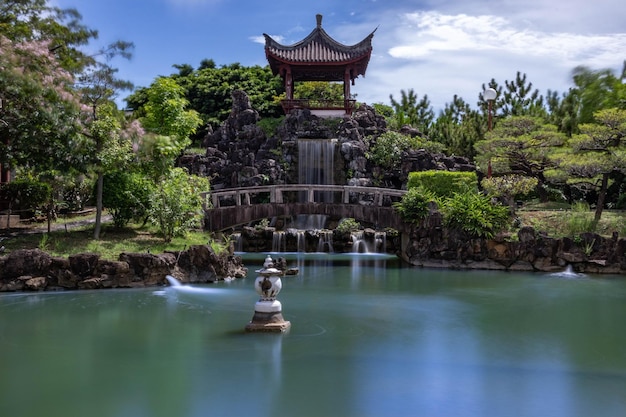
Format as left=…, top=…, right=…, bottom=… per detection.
left=53, top=0, right=626, bottom=112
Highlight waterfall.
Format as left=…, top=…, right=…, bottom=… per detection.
left=231, top=232, right=242, bottom=252
left=296, top=230, right=305, bottom=252
left=351, top=231, right=367, bottom=253
left=286, top=214, right=328, bottom=230
left=298, top=139, right=336, bottom=202
left=350, top=230, right=387, bottom=254
left=375, top=231, right=386, bottom=253
left=317, top=230, right=334, bottom=252
left=272, top=231, right=286, bottom=253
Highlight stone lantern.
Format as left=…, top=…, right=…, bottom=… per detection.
left=245, top=255, right=291, bottom=333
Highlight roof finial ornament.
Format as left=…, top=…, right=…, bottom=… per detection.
left=316, top=14, right=323, bottom=27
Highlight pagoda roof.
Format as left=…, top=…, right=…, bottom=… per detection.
left=264, top=14, right=375, bottom=81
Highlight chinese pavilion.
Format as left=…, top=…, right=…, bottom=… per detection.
left=264, top=14, right=375, bottom=116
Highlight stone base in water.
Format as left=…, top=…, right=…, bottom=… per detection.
left=245, top=310, right=291, bottom=333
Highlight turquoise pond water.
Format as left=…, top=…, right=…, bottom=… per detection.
left=1, top=253, right=625, bottom=417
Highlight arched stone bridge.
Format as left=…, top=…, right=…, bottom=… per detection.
left=203, top=185, right=411, bottom=232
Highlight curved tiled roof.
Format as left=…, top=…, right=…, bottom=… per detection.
left=264, top=14, right=375, bottom=78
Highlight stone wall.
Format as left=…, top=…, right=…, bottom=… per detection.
left=403, top=212, right=626, bottom=274
left=0, top=245, right=247, bottom=292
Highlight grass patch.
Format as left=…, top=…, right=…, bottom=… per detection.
left=516, top=208, right=625, bottom=238
left=3, top=221, right=222, bottom=261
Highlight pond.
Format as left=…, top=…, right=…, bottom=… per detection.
left=1, top=253, right=625, bottom=417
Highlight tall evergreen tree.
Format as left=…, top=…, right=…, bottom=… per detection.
left=389, top=89, right=434, bottom=135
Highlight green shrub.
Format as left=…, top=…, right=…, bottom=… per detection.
left=393, top=187, right=437, bottom=224
left=367, top=132, right=446, bottom=169
left=407, top=171, right=477, bottom=199
left=441, top=190, right=510, bottom=238
left=148, top=168, right=211, bottom=242
left=481, top=175, right=538, bottom=206
left=337, top=217, right=361, bottom=233
left=102, top=171, right=155, bottom=228
left=257, top=117, right=284, bottom=137
left=0, top=178, right=51, bottom=214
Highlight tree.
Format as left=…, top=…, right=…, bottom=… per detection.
left=549, top=108, right=626, bottom=221
left=292, top=81, right=344, bottom=102
left=571, top=65, right=624, bottom=124
left=76, top=40, right=135, bottom=239
left=366, top=131, right=445, bottom=170
left=0, top=34, right=84, bottom=212
left=474, top=116, right=567, bottom=202
left=0, top=0, right=96, bottom=73
left=481, top=175, right=538, bottom=208
left=499, top=72, right=547, bottom=118
left=389, top=89, right=434, bottom=135
left=127, top=62, right=284, bottom=136
left=141, top=77, right=201, bottom=144
left=430, top=95, right=482, bottom=158
left=546, top=88, right=580, bottom=137
left=102, top=170, right=153, bottom=228
left=0, top=0, right=139, bottom=238
left=139, top=77, right=202, bottom=179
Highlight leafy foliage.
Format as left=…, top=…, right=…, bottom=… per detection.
left=102, top=171, right=154, bottom=228
left=147, top=168, right=210, bottom=242
left=0, top=177, right=50, bottom=214
left=128, top=63, right=283, bottom=136
left=367, top=131, right=445, bottom=169
left=141, top=77, right=201, bottom=143
left=336, top=218, right=361, bottom=234
left=481, top=175, right=538, bottom=206
left=429, top=95, right=483, bottom=158
left=499, top=72, right=547, bottom=118
left=565, top=202, right=597, bottom=236
left=393, top=187, right=437, bottom=224
left=407, top=171, right=477, bottom=199
left=440, top=190, right=511, bottom=239
left=474, top=116, right=567, bottom=202
left=549, top=108, right=626, bottom=220
left=389, top=89, right=434, bottom=134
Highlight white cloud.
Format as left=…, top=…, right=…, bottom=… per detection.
left=250, top=35, right=285, bottom=45
left=387, top=12, right=626, bottom=66
left=351, top=10, right=626, bottom=111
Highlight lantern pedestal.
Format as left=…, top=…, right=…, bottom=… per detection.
left=245, top=256, right=291, bottom=333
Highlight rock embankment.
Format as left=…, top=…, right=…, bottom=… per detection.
left=0, top=245, right=247, bottom=292
left=404, top=211, right=626, bottom=274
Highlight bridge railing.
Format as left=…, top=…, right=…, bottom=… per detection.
left=207, top=185, right=406, bottom=208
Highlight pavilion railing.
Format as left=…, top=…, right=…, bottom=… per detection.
left=280, top=99, right=356, bottom=115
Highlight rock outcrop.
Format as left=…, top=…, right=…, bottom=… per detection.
left=178, top=91, right=475, bottom=191
left=0, top=245, right=247, bottom=292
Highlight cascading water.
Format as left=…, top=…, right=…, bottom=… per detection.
left=286, top=214, right=328, bottom=230
left=232, top=232, right=243, bottom=252
left=351, top=231, right=368, bottom=253
left=375, top=231, right=386, bottom=253
left=298, top=138, right=336, bottom=203
left=350, top=230, right=388, bottom=254
left=268, top=139, right=336, bottom=252
left=272, top=231, right=286, bottom=253
left=295, top=230, right=305, bottom=252
left=317, top=230, right=334, bottom=252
